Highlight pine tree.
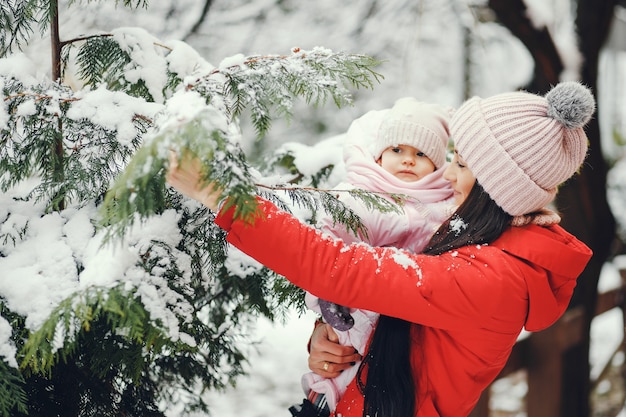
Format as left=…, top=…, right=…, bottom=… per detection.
left=0, top=1, right=385, bottom=416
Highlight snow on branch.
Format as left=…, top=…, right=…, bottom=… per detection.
left=101, top=47, right=383, bottom=237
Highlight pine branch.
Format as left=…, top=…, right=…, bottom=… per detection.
left=0, top=0, right=37, bottom=57
left=0, top=302, right=28, bottom=417
left=190, top=47, right=383, bottom=138
left=100, top=106, right=260, bottom=237
left=101, top=47, right=382, bottom=238
left=20, top=285, right=169, bottom=379
left=1, top=78, right=150, bottom=208
left=75, top=34, right=158, bottom=101
left=256, top=184, right=405, bottom=239
left=75, top=35, right=126, bottom=88
left=0, top=361, right=28, bottom=417
left=0, top=81, right=71, bottom=205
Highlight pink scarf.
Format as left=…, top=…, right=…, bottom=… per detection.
left=344, top=140, right=453, bottom=204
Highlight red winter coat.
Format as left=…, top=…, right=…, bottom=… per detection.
left=215, top=199, right=592, bottom=417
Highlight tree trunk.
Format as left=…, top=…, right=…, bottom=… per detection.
left=50, top=0, right=65, bottom=211
left=558, top=1, right=617, bottom=416
left=487, top=0, right=563, bottom=92
left=487, top=0, right=618, bottom=416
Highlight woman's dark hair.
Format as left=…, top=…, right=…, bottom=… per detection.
left=357, top=181, right=512, bottom=417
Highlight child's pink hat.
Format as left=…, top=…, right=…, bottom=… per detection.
left=372, top=97, right=451, bottom=169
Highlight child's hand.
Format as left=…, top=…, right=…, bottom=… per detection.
left=166, top=150, right=222, bottom=211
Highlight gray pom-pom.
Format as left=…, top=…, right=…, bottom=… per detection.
left=545, top=81, right=595, bottom=129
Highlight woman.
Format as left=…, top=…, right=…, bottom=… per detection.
left=166, top=81, right=595, bottom=417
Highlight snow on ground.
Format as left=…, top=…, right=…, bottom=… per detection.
left=199, top=310, right=318, bottom=416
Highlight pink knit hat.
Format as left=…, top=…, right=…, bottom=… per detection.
left=451, top=82, right=595, bottom=216
left=372, top=97, right=451, bottom=169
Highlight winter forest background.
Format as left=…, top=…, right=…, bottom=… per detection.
left=1, top=0, right=626, bottom=416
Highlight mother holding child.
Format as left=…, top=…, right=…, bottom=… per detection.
left=167, top=81, right=595, bottom=417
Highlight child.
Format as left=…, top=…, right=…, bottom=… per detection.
left=300, top=97, right=456, bottom=415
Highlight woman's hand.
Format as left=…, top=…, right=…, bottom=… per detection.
left=308, top=323, right=362, bottom=378
left=166, top=150, right=222, bottom=211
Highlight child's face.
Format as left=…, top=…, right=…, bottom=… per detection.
left=377, top=145, right=436, bottom=182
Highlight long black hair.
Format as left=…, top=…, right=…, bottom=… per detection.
left=356, top=181, right=512, bottom=417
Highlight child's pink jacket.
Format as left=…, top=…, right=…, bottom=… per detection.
left=303, top=108, right=454, bottom=410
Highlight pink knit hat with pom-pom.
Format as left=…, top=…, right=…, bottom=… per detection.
left=451, top=81, right=595, bottom=216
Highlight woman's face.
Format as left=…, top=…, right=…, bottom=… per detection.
left=377, top=145, right=436, bottom=182
left=443, top=150, right=476, bottom=205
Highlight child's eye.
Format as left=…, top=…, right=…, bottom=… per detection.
left=392, top=147, right=401, bottom=153
left=417, top=151, right=425, bottom=157
left=456, top=161, right=466, bottom=168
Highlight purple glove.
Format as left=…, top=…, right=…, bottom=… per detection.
left=318, top=299, right=354, bottom=331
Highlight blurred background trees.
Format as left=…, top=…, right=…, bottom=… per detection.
left=1, top=0, right=625, bottom=416
left=486, top=0, right=620, bottom=415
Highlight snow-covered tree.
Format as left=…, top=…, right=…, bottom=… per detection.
left=0, top=1, right=384, bottom=416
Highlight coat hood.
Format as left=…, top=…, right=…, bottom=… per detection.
left=492, top=224, right=592, bottom=331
